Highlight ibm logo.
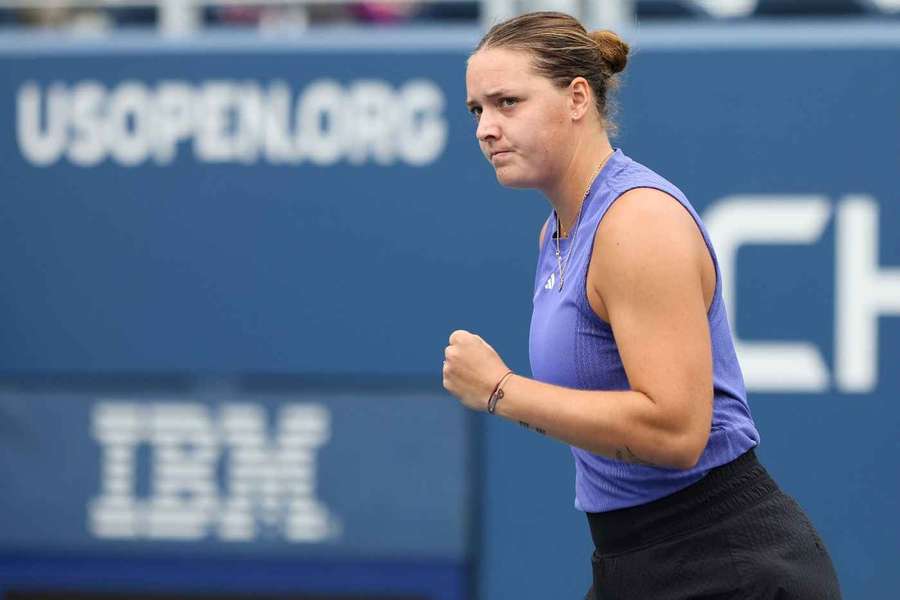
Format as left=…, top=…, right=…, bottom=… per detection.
left=89, top=401, right=339, bottom=542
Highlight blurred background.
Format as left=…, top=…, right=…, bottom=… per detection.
left=0, top=0, right=897, bottom=598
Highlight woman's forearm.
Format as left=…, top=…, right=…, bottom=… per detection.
left=493, top=375, right=707, bottom=470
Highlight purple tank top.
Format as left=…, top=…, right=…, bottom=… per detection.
left=528, top=149, right=760, bottom=513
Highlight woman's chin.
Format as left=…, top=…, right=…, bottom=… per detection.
left=494, top=167, right=533, bottom=189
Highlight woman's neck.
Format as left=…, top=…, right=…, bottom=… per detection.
left=546, top=136, right=614, bottom=237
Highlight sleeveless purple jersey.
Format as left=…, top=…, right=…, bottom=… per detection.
left=528, top=149, right=760, bottom=513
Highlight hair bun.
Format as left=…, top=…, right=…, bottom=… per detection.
left=589, top=30, right=629, bottom=75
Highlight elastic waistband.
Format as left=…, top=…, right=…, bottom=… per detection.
left=587, top=449, right=777, bottom=556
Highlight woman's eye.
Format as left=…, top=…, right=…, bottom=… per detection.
left=499, top=97, right=519, bottom=108
left=469, top=107, right=482, bottom=121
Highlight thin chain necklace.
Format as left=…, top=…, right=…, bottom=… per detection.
left=554, top=149, right=615, bottom=292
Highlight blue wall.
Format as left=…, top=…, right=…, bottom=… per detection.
left=0, top=23, right=897, bottom=599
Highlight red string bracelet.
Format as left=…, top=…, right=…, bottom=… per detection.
left=487, top=370, right=514, bottom=414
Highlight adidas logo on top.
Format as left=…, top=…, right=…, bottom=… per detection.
left=544, top=272, right=555, bottom=290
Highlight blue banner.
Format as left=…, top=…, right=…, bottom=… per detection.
left=0, top=386, right=472, bottom=561
left=0, top=25, right=897, bottom=600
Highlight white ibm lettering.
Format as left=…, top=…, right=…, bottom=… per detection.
left=90, top=403, right=142, bottom=538
left=705, top=194, right=897, bottom=394
left=89, top=401, right=337, bottom=543
left=145, top=404, right=218, bottom=540
left=219, top=404, right=333, bottom=542
left=16, top=79, right=447, bottom=168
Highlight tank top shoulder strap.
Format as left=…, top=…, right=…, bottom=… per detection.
left=580, top=149, right=725, bottom=321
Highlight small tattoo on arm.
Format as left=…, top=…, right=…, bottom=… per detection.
left=615, top=446, right=656, bottom=466
left=518, top=421, right=546, bottom=435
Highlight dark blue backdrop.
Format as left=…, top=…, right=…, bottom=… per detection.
left=0, top=23, right=897, bottom=600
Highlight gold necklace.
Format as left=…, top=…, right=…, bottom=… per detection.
left=554, top=149, right=615, bottom=292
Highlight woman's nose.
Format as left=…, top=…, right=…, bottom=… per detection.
left=476, top=112, right=499, bottom=142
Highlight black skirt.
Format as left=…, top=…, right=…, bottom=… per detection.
left=584, top=449, right=841, bottom=600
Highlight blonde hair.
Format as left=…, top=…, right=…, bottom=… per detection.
left=475, top=11, right=630, bottom=133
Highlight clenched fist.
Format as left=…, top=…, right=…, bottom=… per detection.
left=442, top=329, right=511, bottom=412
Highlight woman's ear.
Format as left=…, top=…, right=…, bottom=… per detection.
left=569, top=77, right=593, bottom=121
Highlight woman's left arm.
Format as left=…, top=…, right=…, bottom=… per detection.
left=443, top=188, right=714, bottom=470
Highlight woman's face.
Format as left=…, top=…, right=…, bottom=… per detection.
left=466, top=47, right=573, bottom=190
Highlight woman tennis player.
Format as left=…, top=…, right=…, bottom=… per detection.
left=442, top=11, right=841, bottom=600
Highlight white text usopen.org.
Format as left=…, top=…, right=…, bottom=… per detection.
left=17, top=79, right=447, bottom=167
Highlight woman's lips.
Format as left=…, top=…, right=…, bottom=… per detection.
left=491, top=150, right=513, bottom=162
